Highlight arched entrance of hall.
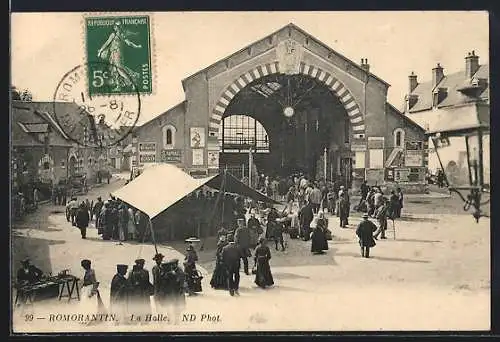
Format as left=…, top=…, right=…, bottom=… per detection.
left=218, top=73, right=354, bottom=185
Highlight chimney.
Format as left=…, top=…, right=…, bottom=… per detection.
left=408, top=71, right=418, bottom=93
left=432, top=63, right=444, bottom=89
left=360, top=58, right=370, bottom=73
left=465, top=50, right=480, bottom=78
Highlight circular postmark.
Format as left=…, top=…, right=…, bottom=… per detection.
left=53, top=61, right=141, bottom=148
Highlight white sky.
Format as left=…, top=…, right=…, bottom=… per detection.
left=11, top=11, right=489, bottom=125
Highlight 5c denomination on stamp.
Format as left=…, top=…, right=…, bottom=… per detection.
left=53, top=62, right=141, bottom=148
left=85, top=15, right=152, bottom=96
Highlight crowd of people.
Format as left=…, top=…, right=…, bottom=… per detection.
left=211, top=217, right=274, bottom=295
left=64, top=194, right=150, bottom=242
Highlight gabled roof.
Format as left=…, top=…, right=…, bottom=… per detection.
left=11, top=101, right=75, bottom=147
left=182, top=23, right=390, bottom=88
left=407, top=64, right=489, bottom=113
left=386, top=102, right=426, bottom=133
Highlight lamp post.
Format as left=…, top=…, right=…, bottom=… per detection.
left=427, top=124, right=489, bottom=222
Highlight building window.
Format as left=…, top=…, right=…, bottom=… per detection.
left=220, top=115, right=270, bottom=152
left=394, top=128, right=405, bottom=148
left=162, top=125, right=176, bottom=149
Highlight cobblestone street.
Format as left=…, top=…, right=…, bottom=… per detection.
left=11, top=178, right=490, bottom=332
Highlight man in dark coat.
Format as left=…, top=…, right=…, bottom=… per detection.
left=93, top=197, right=104, bottom=224
left=127, top=259, right=152, bottom=320
left=298, top=202, right=314, bottom=241
left=152, top=253, right=165, bottom=306
left=358, top=180, right=369, bottom=209
left=266, top=207, right=279, bottom=240
left=222, top=234, right=241, bottom=296
left=101, top=202, right=113, bottom=240
left=234, top=218, right=251, bottom=275
left=17, top=258, right=43, bottom=285
left=338, top=193, right=349, bottom=228
left=75, top=202, right=90, bottom=239
left=356, top=213, right=377, bottom=258
left=110, top=264, right=129, bottom=324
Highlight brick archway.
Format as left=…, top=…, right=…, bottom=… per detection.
left=209, top=61, right=365, bottom=138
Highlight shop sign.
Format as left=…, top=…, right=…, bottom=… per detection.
left=138, top=142, right=156, bottom=153
left=161, top=149, right=182, bottom=163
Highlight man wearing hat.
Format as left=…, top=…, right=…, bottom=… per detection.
left=16, top=258, right=43, bottom=286
left=234, top=218, right=251, bottom=275
left=222, top=234, right=242, bottom=296
left=356, top=213, right=378, bottom=258
left=110, top=264, right=129, bottom=324
left=247, top=209, right=263, bottom=248
left=127, top=259, right=153, bottom=320
left=152, top=253, right=165, bottom=303
left=161, top=258, right=186, bottom=325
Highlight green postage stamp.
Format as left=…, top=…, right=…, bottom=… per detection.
left=85, top=15, right=152, bottom=96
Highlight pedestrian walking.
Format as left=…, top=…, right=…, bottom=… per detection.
left=183, top=243, right=202, bottom=295
left=373, top=198, right=389, bottom=240
left=79, top=259, right=106, bottom=325
left=338, top=193, right=349, bottom=228
left=66, top=197, right=79, bottom=226
left=127, top=259, right=153, bottom=322
left=253, top=237, right=274, bottom=289
left=210, top=236, right=229, bottom=289
left=75, top=202, right=90, bottom=239
left=396, top=187, right=404, bottom=218
left=298, top=201, right=314, bottom=241
left=235, top=218, right=251, bottom=274
left=110, top=264, right=129, bottom=325
left=222, top=233, right=241, bottom=296
left=355, top=213, right=377, bottom=258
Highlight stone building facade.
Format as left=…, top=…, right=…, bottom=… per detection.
left=132, top=24, right=427, bottom=191
left=11, top=101, right=110, bottom=197
left=402, top=50, right=490, bottom=186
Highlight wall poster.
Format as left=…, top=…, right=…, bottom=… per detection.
left=207, top=151, right=219, bottom=168
left=192, top=149, right=204, bottom=166
left=190, top=127, right=206, bottom=148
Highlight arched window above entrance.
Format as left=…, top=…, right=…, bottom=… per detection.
left=220, top=115, right=270, bottom=152
left=162, top=125, right=176, bottom=149
left=394, top=128, right=405, bottom=148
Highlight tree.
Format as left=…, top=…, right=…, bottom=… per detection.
left=11, top=85, right=33, bottom=101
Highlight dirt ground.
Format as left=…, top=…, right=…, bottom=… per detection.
left=11, top=179, right=490, bottom=332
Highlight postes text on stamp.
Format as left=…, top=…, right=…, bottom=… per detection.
left=85, top=15, right=152, bottom=96
left=53, top=62, right=141, bottom=148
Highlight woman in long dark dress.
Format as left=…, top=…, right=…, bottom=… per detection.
left=210, top=236, right=229, bottom=289
left=310, top=212, right=328, bottom=254
left=254, top=237, right=274, bottom=288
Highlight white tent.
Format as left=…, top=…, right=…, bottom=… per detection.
left=112, top=163, right=278, bottom=220
left=112, top=164, right=215, bottom=219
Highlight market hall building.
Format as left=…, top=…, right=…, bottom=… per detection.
left=131, top=24, right=427, bottom=191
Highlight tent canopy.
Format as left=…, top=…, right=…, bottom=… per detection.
left=111, top=164, right=277, bottom=219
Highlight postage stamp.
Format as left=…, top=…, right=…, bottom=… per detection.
left=52, top=62, right=141, bottom=148
left=85, top=15, right=152, bottom=96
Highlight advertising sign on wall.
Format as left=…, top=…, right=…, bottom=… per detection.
left=190, top=127, right=206, bottom=148
left=139, top=154, right=156, bottom=164
left=405, top=150, right=423, bottom=167
left=367, top=137, right=385, bottom=149
left=192, top=149, right=204, bottom=166
left=394, top=168, right=411, bottom=182
left=138, top=142, right=156, bottom=153
left=161, top=149, right=182, bottom=163
left=207, top=151, right=219, bottom=168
